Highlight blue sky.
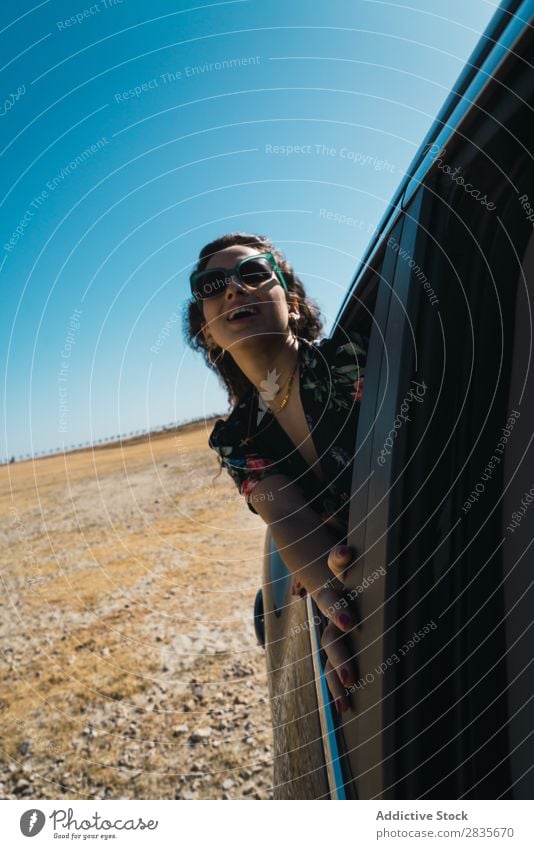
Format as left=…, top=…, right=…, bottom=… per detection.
left=1, top=0, right=500, bottom=460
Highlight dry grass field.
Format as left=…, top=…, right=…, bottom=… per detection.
left=0, top=420, right=273, bottom=800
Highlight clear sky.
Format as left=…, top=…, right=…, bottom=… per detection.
left=1, top=0, right=500, bottom=460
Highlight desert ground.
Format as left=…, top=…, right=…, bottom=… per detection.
left=0, top=420, right=274, bottom=800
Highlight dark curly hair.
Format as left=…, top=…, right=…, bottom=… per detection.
left=182, top=232, right=324, bottom=408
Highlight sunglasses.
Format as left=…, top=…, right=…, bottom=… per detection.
left=190, top=252, right=288, bottom=301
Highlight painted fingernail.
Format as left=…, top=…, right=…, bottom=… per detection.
left=340, top=666, right=351, bottom=685
left=338, top=612, right=353, bottom=630
left=337, top=545, right=351, bottom=557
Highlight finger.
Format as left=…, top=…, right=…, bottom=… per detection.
left=321, top=621, right=356, bottom=687
left=291, top=578, right=307, bottom=598
left=313, top=584, right=356, bottom=632
left=324, top=659, right=350, bottom=713
left=327, top=544, right=355, bottom=581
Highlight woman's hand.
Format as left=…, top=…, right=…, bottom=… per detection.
left=293, top=543, right=358, bottom=714
left=319, top=544, right=358, bottom=714
left=243, top=475, right=360, bottom=713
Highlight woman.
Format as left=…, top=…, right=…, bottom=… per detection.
left=184, top=231, right=366, bottom=713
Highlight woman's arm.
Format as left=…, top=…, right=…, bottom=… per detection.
left=247, top=473, right=358, bottom=711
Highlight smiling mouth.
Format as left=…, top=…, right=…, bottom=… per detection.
left=227, top=305, right=259, bottom=322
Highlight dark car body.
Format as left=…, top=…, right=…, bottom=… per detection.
left=257, top=0, right=534, bottom=799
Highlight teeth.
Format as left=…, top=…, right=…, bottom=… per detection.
left=228, top=306, right=256, bottom=320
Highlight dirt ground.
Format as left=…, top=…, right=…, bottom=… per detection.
left=0, top=421, right=274, bottom=800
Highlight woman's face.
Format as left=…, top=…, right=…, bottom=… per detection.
left=200, top=244, right=297, bottom=354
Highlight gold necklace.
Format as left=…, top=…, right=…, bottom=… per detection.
left=239, top=347, right=303, bottom=447
left=268, top=358, right=299, bottom=413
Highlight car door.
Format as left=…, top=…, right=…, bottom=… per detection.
left=336, top=1, right=534, bottom=797
left=261, top=532, right=332, bottom=799
left=330, top=196, right=421, bottom=799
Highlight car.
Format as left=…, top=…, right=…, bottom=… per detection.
left=255, top=0, right=534, bottom=799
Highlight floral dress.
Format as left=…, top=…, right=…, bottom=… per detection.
left=208, top=328, right=368, bottom=538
